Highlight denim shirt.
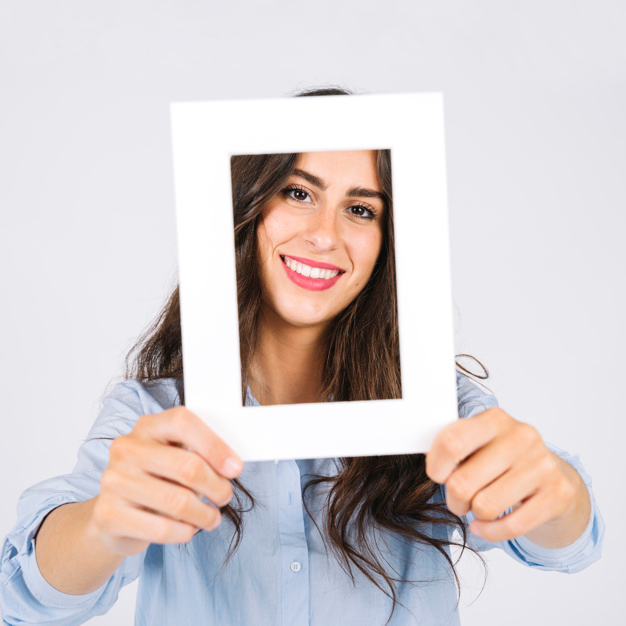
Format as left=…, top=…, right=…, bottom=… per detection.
left=0, top=373, right=604, bottom=625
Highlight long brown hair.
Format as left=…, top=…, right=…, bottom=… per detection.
left=126, top=88, right=481, bottom=621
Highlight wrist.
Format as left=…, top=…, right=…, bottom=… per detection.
left=552, top=457, right=591, bottom=525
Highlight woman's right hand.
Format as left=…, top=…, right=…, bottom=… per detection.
left=89, top=406, right=243, bottom=556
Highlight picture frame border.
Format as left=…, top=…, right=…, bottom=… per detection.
left=171, top=92, right=458, bottom=461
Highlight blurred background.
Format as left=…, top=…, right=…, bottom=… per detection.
left=1, top=1, right=624, bottom=624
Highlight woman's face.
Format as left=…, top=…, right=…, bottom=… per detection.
left=256, top=150, right=385, bottom=330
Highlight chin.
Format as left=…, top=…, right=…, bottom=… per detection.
left=275, top=300, right=336, bottom=329
left=281, top=311, right=333, bottom=329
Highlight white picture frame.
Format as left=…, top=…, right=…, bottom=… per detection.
left=171, top=92, right=457, bottom=462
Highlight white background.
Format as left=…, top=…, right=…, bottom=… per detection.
left=1, top=2, right=623, bottom=624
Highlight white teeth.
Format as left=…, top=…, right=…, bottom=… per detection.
left=283, top=256, right=340, bottom=280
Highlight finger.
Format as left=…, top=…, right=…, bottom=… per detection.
left=120, top=439, right=234, bottom=507
left=470, top=490, right=556, bottom=542
left=445, top=436, right=516, bottom=516
left=469, top=463, right=541, bottom=522
left=101, top=468, right=222, bottom=531
left=136, top=407, right=243, bottom=478
left=107, top=503, right=205, bottom=545
left=427, top=408, right=504, bottom=484
left=470, top=450, right=566, bottom=521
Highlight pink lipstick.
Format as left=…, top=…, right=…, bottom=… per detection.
left=280, top=255, right=345, bottom=291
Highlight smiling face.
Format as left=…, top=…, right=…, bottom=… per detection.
left=256, top=150, right=385, bottom=331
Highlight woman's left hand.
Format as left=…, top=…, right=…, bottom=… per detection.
left=425, top=407, right=591, bottom=547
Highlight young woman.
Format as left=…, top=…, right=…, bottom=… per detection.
left=0, top=92, right=603, bottom=625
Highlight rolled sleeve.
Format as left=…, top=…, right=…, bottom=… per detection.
left=0, top=379, right=177, bottom=623
left=455, top=372, right=604, bottom=572
left=465, top=445, right=604, bottom=573
left=496, top=445, right=604, bottom=573
left=2, top=466, right=115, bottom=622
left=2, top=492, right=143, bottom=624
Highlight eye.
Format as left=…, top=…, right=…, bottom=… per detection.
left=346, top=204, right=377, bottom=221
left=282, top=185, right=313, bottom=204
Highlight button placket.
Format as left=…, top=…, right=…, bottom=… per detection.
left=276, top=460, right=310, bottom=625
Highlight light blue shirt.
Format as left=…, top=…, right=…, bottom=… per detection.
left=1, top=373, right=604, bottom=625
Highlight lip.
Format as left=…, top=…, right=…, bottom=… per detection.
left=280, top=256, right=344, bottom=291
left=282, top=255, right=345, bottom=272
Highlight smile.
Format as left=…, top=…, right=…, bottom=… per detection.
left=280, top=255, right=345, bottom=291
left=282, top=256, right=342, bottom=279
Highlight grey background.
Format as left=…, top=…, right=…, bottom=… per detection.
left=1, top=1, right=623, bottom=624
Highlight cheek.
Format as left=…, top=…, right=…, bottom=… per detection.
left=353, top=232, right=383, bottom=277
left=257, top=208, right=294, bottom=256
left=255, top=223, right=276, bottom=291
left=256, top=221, right=270, bottom=263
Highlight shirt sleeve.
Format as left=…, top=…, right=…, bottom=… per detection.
left=0, top=379, right=179, bottom=625
left=455, top=372, right=605, bottom=573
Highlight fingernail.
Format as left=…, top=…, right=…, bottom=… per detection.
left=471, top=524, right=482, bottom=537
left=223, top=457, right=243, bottom=477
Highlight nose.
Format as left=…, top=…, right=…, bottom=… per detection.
left=303, top=206, right=339, bottom=253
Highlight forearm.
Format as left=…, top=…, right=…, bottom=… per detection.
left=522, top=456, right=592, bottom=549
left=34, top=497, right=126, bottom=595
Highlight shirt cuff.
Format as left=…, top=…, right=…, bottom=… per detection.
left=505, top=479, right=604, bottom=573
left=22, top=535, right=107, bottom=609
left=509, top=505, right=593, bottom=565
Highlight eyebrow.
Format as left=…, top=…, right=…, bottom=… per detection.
left=292, top=168, right=386, bottom=202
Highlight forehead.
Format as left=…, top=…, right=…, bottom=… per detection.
left=293, top=150, right=381, bottom=190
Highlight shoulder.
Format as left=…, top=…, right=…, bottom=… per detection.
left=455, top=371, right=499, bottom=418
left=103, top=377, right=182, bottom=413
left=87, top=378, right=182, bottom=439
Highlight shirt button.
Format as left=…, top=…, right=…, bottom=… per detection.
left=290, top=561, right=301, bottom=572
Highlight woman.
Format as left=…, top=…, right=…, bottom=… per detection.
left=0, top=93, right=603, bottom=625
